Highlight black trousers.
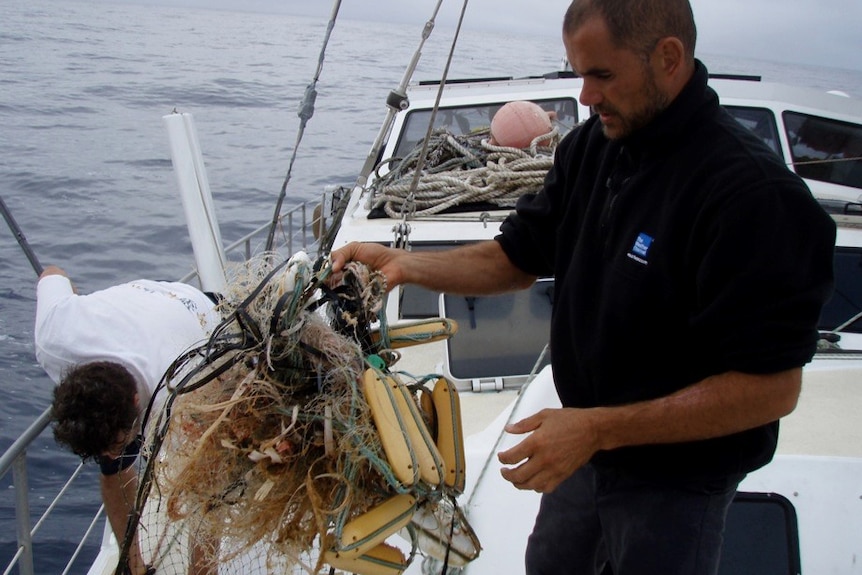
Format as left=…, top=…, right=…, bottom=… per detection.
left=525, top=463, right=741, bottom=575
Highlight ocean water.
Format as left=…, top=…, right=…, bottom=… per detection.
left=2, top=0, right=862, bottom=572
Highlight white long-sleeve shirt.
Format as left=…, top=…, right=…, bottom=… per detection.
left=35, top=275, right=221, bottom=401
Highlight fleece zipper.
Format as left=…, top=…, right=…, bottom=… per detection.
left=600, top=146, right=634, bottom=257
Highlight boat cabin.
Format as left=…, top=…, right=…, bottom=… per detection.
left=336, top=74, right=862, bottom=394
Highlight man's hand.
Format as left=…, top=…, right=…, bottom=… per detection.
left=330, top=242, right=408, bottom=291
left=497, top=407, right=601, bottom=493
left=39, top=265, right=67, bottom=279
left=38, top=265, right=77, bottom=293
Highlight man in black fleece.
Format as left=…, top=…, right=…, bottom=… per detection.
left=331, top=0, right=836, bottom=573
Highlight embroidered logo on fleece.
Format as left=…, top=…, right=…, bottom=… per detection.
left=627, top=233, right=654, bottom=265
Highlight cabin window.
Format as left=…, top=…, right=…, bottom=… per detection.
left=393, top=97, right=579, bottom=160
left=784, top=111, right=862, bottom=189
left=395, top=242, right=554, bottom=381
left=441, top=279, right=553, bottom=382
left=819, top=246, right=862, bottom=333
left=724, top=106, right=782, bottom=157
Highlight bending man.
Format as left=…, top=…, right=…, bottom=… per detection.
left=35, top=265, right=221, bottom=575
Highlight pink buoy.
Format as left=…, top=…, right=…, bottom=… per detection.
left=490, top=101, right=553, bottom=148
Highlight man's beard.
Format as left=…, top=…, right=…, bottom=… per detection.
left=596, top=70, right=669, bottom=140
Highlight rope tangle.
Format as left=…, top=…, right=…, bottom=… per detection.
left=370, top=127, right=560, bottom=218
left=124, top=252, right=478, bottom=575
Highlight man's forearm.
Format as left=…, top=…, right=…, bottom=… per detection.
left=400, top=240, right=536, bottom=295
left=498, top=368, right=803, bottom=493
left=592, top=368, right=802, bottom=452
left=101, top=468, right=146, bottom=573
left=331, top=239, right=536, bottom=296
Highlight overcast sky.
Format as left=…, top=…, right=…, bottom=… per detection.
left=114, top=0, right=861, bottom=72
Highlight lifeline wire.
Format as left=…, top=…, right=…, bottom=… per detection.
left=264, top=0, right=342, bottom=253
left=465, top=343, right=549, bottom=511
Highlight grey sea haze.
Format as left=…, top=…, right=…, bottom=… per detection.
left=2, top=0, right=862, bottom=572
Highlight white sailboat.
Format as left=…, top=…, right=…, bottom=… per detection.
left=3, top=3, right=862, bottom=574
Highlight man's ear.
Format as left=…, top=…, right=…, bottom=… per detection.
left=654, top=36, right=685, bottom=77
left=651, top=36, right=691, bottom=95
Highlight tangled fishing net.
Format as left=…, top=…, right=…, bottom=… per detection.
left=368, top=126, right=560, bottom=219
left=124, top=252, right=477, bottom=575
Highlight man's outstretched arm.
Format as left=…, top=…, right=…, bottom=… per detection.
left=330, top=240, right=536, bottom=295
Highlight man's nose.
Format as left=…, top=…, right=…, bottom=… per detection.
left=579, top=81, right=602, bottom=108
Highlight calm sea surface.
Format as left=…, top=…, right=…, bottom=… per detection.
left=2, top=0, right=862, bottom=572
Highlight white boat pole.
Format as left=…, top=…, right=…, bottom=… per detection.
left=163, top=112, right=227, bottom=293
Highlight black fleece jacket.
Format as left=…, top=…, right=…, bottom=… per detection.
left=496, top=61, right=835, bottom=482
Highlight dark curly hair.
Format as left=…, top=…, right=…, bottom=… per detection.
left=51, top=361, right=139, bottom=460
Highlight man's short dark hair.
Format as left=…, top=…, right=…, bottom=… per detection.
left=51, top=361, right=139, bottom=460
left=564, top=0, right=697, bottom=61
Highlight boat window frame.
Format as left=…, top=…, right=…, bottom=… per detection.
left=783, top=110, right=862, bottom=190
left=391, top=96, right=580, bottom=161
left=440, top=278, right=553, bottom=385
left=718, top=491, right=801, bottom=575
left=723, top=105, right=783, bottom=158
left=819, top=243, right=862, bottom=333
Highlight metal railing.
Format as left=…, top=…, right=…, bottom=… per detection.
left=1, top=407, right=106, bottom=575
left=179, top=191, right=341, bottom=285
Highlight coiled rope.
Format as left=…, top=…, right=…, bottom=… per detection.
left=370, top=127, right=560, bottom=218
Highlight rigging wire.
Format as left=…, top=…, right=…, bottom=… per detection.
left=264, top=0, right=342, bottom=253
left=357, top=0, right=446, bottom=196
left=398, top=0, right=471, bottom=236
